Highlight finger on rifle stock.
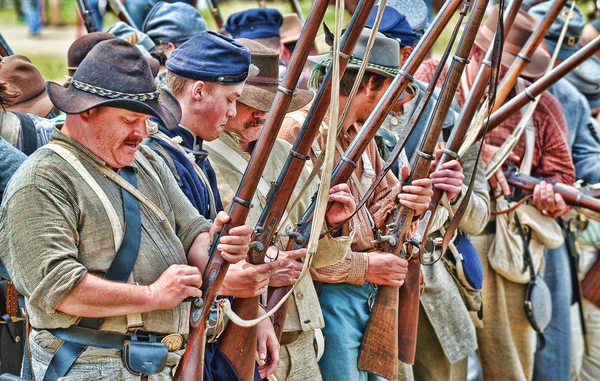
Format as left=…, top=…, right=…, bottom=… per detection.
left=257, top=260, right=280, bottom=273
left=226, top=224, right=253, bottom=236
left=186, top=286, right=203, bottom=299
left=182, top=274, right=203, bottom=288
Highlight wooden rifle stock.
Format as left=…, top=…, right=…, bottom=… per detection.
left=76, top=0, right=100, bottom=33
left=213, top=2, right=330, bottom=380
left=206, top=0, right=228, bottom=36
left=492, top=0, right=567, bottom=112
left=480, top=35, right=600, bottom=138
left=0, top=33, right=13, bottom=56
left=505, top=168, right=600, bottom=215
left=256, top=0, right=378, bottom=340
left=359, top=0, right=490, bottom=375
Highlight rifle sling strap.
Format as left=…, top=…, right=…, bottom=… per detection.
left=40, top=143, right=142, bottom=381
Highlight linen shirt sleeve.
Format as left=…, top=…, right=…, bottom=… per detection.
left=310, top=250, right=369, bottom=285
left=1, top=182, right=87, bottom=315
left=533, top=94, right=576, bottom=185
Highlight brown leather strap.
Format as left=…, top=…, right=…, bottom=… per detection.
left=490, top=194, right=532, bottom=216
left=5, top=281, right=18, bottom=318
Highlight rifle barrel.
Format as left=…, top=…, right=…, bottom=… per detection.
left=0, top=33, right=13, bottom=56
left=212, top=2, right=331, bottom=380
left=493, top=0, right=568, bottom=112
left=484, top=35, right=600, bottom=135
left=419, top=0, right=524, bottom=240
left=360, top=0, right=490, bottom=373
left=258, top=0, right=379, bottom=340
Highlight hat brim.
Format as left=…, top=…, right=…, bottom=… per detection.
left=5, top=89, right=55, bottom=118
left=474, top=33, right=551, bottom=79
left=237, top=83, right=314, bottom=112
left=308, top=53, right=398, bottom=78
left=46, top=81, right=182, bottom=129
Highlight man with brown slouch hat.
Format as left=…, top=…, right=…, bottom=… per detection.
left=0, top=39, right=253, bottom=380
left=205, top=38, right=356, bottom=380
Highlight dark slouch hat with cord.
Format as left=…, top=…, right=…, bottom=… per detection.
left=47, top=39, right=181, bottom=129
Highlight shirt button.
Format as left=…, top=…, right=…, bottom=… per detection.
left=296, top=292, right=304, bottom=300
left=391, top=117, right=399, bottom=126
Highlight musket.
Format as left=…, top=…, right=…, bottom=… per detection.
left=492, top=0, right=568, bottom=112
left=289, top=0, right=305, bottom=22
left=188, top=2, right=330, bottom=381
left=0, top=33, right=13, bottom=56
left=357, top=0, right=490, bottom=374
left=504, top=167, right=600, bottom=218
left=264, top=0, right=465, bottom=377
left=236, top=0, right=381, bottom=341
left=206, top=0, right=228, bottom=36
left=76, top=0, right=100, bottom=33
left=479, top=35, right=600, bottom=139
left=107, top=0, right=138, bottom=28
left=409, top=0, right=524, bottom=252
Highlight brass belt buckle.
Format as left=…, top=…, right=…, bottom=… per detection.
left=161, top=334, right=184, bottom=352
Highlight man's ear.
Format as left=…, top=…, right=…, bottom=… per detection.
left=191, top=81, right=207, bottom=101
left=79, top=109, right=95, bottom=123
left=364, top=75, right=381, bottom=99
left=166, top=42, right=178, bottom=57
left=400, top=46, right=413, bottom=65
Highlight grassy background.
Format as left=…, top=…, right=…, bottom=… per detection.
left=0, top=0, right=597, bottom=82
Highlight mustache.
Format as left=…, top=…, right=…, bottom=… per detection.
left=123, top=138, right=143, bottom=145
left=244, top=118, right=266, bottom=129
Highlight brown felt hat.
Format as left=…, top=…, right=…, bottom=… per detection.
left=0, top=55, right=54, bottom=117
left=48, top=39, right=181, bottom=129
left=235, top=38, right=313, bottom=112
left=67, top=32, right=117, bottom=79
left=474, top=6, right=551, bottom=79
left=280, top=14, right=303, bottom=45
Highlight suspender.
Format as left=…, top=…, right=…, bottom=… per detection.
left=40, top=144, right=143, bottom=381
left=14, top=113, right=37, bottom=156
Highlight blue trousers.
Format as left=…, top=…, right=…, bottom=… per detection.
left=318, top=282, right=386, bottom=381
left=22, top=0, right=42, bottom=36
left=532, top=245, right=572, bottom=381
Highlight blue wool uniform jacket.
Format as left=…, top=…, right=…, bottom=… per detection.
left=145, top=120, right=224, bottom=219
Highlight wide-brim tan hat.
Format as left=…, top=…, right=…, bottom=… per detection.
left=0, top=55, right=54, bottom=117
left=280, top=14, right=303, bottom=45
left=236, top=38, right=313, bottom=112
left=474, top=6, right=551, bottom=79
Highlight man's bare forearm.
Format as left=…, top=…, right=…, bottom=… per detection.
left=56, top=273, right=156, bottom=317
left=187, top=231, right=211, bottom=271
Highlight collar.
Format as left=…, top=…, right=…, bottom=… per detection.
left=219, top=132, right=251, bottom=160
left=50, top=127, right=140, bottom=173
left=173, top=124, right=204, bottom=152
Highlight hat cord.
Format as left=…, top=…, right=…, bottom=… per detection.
left=71, top=79, right=161, bottom=101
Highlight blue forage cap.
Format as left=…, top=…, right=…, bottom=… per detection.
left=566, top=56, right=600, bottom=109
left=107, top=22, right=155, bottom=52
left=384, top=0, right=429, bottom=37
left=529, top=1, right=585, bottom=60
left=366, top=6, right=419, bottom=47
left=225, top=8, right=283, bottom=39
left=166, top=31, right=255, bottom=85
left=453, top=234, right=484, bottom=290
left=142, top=2, right=208, bottom=45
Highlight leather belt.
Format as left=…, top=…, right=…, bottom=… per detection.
left=45, top=327, right=185, bottom=352
left=279, top=331, right=300, bottom=346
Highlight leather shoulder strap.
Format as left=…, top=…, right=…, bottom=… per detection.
left=43, top=143, right=123, bottom=250
left=14, top=112, right=37, bottom=156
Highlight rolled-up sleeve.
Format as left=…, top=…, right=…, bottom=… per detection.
left=2, top=183, right=87, bottom=314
